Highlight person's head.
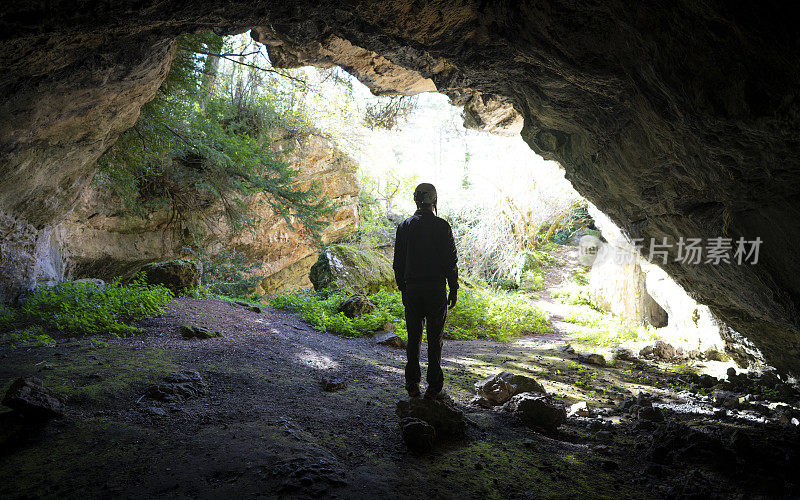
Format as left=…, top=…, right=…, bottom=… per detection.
left=413, top=183, right=437, bottom=211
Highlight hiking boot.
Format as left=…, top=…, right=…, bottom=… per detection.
left=407, top=385, right=421, bottom=398
left=424, top=389, right=444, bottom=400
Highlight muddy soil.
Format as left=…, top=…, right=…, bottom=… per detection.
left=2, top=285, right=799, bottom=498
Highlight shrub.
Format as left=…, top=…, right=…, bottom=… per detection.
left=564, top=305, right=654, bottom=347
left=269, top=287, right=551, bottom=342
left=2, top=275, right=173, bottom=337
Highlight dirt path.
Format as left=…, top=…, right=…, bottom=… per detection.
left=1, top=294, right=797, bottom=498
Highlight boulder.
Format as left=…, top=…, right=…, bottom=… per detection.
left=2, top=377, right=65, bottom=419
left=140, top=259, right=201, bottom=293
left=337, top=295, right=376, bottom=318
left=613, top=347, right=637, bottom=362
left=502, top=393, right=566, bottom=432
left=474, top=371, right=546, bottom=406
left=374, top=332, right=405, bottom=349
left=180, top=323, right=223, bottom=339
left=399, top=417, right=436, bottom=453
left=396, top=398, right=466, bottom=439
left=309, top=244, right=395, bottom=294
left=145, top=370, right=206, bottom=402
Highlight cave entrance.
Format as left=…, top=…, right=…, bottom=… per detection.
left=87, top=30, right=731, bottom=370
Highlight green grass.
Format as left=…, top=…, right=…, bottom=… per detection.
left=269, top=287, right=551, bottom=341
left=564, top=305, right=654, bottom=347
left=0, top=274, right=173, bottom=339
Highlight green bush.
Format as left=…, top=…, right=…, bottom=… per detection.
left=269, top=287, right=551, bottom=342
left=1, top=275, right=173, bottom=338
left=564, top=305, right=654, bottom=347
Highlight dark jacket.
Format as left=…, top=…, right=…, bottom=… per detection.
left=393, top=209, right=459, bottom=292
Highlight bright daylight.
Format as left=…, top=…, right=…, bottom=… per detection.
left=2, top=12, right=799, bottom=499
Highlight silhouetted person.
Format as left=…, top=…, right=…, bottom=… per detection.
left=393, top=183, right=458, bottom=399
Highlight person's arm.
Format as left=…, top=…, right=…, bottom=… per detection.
left=393, top=224, right=407, bottom=292
left=442, top=222, right=459, bottom=308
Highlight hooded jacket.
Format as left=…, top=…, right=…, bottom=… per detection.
left=393, top=209, right=459, bottom=292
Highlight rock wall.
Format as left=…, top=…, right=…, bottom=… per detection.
left=588, top=206, right=732, bottom=357
left=59, top=131, right=359, bottom=295
left=1, top=1, right=800, bottom=372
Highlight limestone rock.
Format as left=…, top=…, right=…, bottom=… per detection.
left=399, top=417, right=436, bottom=453
left=337, top=295, right=376, bottom=318
left=374, top=332, right=405, bottom=349
left=474, top=371, right=546, bottom=406
left=140, top=259, right=201, bottom=293
left=2, top=376, right=65, bottom=419
left=180, top=323, right=223, bottom=339
left=396, top=398, right=466, bottom=439
left=309, top=244, right=395, bottom=294
left=502, top=393, right=566, bottom=432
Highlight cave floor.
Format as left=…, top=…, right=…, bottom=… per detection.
left=1, top=297, right=799, bottom=499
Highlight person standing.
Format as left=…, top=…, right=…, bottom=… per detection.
left=393, top=183, right=458, bottom=399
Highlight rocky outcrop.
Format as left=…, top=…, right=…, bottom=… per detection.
left=2, top=2, right=800, bottom=372
left=59, top=131, right=358, bottom=295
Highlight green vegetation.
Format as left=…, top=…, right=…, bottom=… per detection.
left=96, top=33, right=335, bottom=240
left=269, top=287, right=551, bottom=341
left=564, top=305, right=654, bottom=347
left=0, top=275, right=173, bottom=339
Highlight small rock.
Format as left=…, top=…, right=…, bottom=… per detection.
left=2, top=376, right=65, bottom=419
left=712, top=389, right=739, bottom=409
left=639, top=345, right=654, bottom=358
left=468, top=395, right=493, bottom=409
left=147, top=407, right=168, bottom=417
left=320, top=376, right=347, bottom=392
left=502, top=393, right=566, bottom=432
left=560, top=344, right=575, bottom=354
left=337, top=295, right=377, bottom=318
left=396, top=398, right=466, bottom=439
left=400, top=417, right=436, bottom=453
left=374, top=332, right=405, bottom=349
left=703, top=347, right=728, bottom=362
left=568, top=401, right=590, bottom=417
left=613, top=347, right=636, bottom=361
left=578, top=353, right=606, bottom=366
left=638, top=406, right=664, bottom=422
left=653, top=341, right=676, bottom=361
left=180, top=323, right=223, bottom=339
left=698, top=374, right=717, bottom=388
left=474, top=371, right=545, bottom=406
left=145, top=370, right=206, bottom=402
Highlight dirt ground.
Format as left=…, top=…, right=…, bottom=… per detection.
left=2, top=262, right=799, bottom=498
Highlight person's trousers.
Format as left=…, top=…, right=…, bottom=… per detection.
left=402, top=283, right=447, bottom=393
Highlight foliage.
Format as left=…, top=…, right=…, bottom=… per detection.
left=269, top=286, right=550, bottom=342
left=269, top=289, right=395, bottom=338
left=564, top=305, right=655, bottom=347
left=0, top=276, right=173, bottom=338
left=0, top=325, right=55, bottom=350
left=446, top=288, right=551, bottom=341
left=364, top=95, right=418, bottom=130
left=96, top=32, right=335, bottom=240
left=183, top=244, right=261, bottom=298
